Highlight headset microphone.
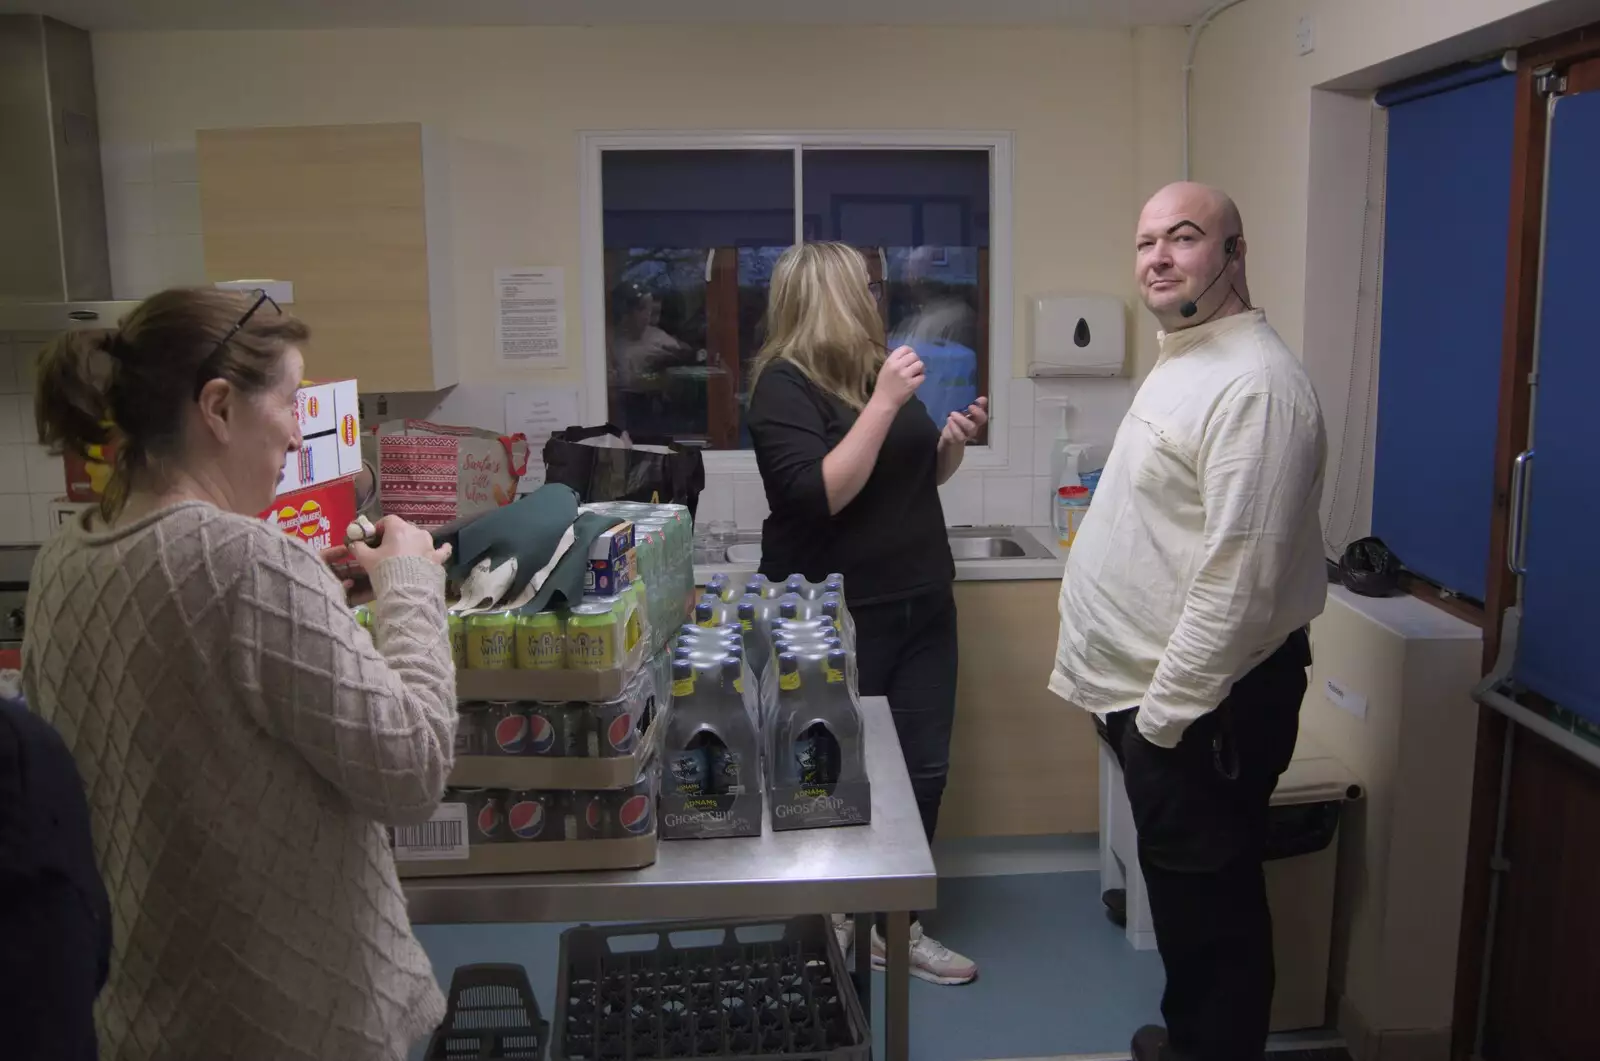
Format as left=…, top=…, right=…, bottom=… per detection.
left=1179, top=235, right=1240, bottom=319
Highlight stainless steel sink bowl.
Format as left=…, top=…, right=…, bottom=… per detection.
left=717, top=526, right=1052, bottom=566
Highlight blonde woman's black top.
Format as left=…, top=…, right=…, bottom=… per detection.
left=747, top=359, right=955, bottom=605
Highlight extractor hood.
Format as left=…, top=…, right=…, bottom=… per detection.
left=0, top=14, right=140, bottom=331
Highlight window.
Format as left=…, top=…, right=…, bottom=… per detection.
left=1372, top=62, right=1516, bottom=602
left=583, top=134, right=1012, bottom=465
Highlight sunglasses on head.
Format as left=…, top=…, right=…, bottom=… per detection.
left=193, top=290, right=281, bottom=399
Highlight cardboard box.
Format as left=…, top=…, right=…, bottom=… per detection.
left=280, top=379, right=362, bottom=493
left=47, top=499, right=94, bottom=534
left=454, top=634, right=649, bottom=704
left=392, top=769, right=660, bottom=878
left=393, top=833, right=658, bottom=878
left=449, top=703, right=662, bottom=792
left=64, top=442, right=115, bottom=502
left=260, top=477, right=357, bottom=555
left=584, top=548, right=636, bottom=598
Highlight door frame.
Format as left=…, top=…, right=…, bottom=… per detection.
left=1453, top=23, right=1600, bottom=1061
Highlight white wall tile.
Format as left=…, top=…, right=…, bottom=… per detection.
left=1031, top=423, right=1062, bottom=478
left=938, top=472, right=983, bottom=526
left=14, top=341, right=44, bottom=394
left=1006, top=426, right=1033, bottom=476
left=110, top=233, right=165, bottom=300
left=22, top=444, right=62, bottom=495
left=732, top=476, right=768, bottom=530
left=694, top=475, right=734, bottom=529
left=155, top=181, right=203, bottom=235
left=30, top=494, right=58, bottom=542
left=0, top=396, right=26, bottom=445
left=0, top=446, right=28, bottom=495
left=152, top=141, right=199, bottom=184
left=1007, top=377, right=1035, bottom=428
left=1031, top=475, right=1056, bottom=528
left=0, top=495, right=34, bottom=544
left=106, top=180, right=157, bottom=238
left=102, top=141, right=153, bottom=186
left=983, top=476, right=1034, bottom=527
left=158, top=233, right=208, bottom=287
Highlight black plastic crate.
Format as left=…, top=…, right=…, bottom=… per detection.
left=553, top=916, right=869, bottom=1061
left=426, top=963, right=550, bottom=1060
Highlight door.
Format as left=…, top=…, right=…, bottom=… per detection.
left=1514, top=88, right=1600, bottom=724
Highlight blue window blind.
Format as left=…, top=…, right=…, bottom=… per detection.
left=1372, top=64, right=1515, bottom=602
left=1514, top=90, right=1600, bottom=725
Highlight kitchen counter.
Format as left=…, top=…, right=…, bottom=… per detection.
left=694, top=526, right=1067, bottom=586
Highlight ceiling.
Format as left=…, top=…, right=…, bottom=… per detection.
left=0, top=0, right=1223, bottom=31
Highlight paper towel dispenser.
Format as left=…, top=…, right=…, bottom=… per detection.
left=1029, top=294, right=1126, bottom=378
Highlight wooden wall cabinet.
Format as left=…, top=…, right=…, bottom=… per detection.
left=197, top=122, right=454, bottom=392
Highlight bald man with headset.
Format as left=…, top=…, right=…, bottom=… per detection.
left=1049, top=183, right=1328, bottom=1061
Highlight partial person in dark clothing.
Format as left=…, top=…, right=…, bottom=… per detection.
left=0, top=696, right=112, bottom=1061
left=746, top=241, right=986, bottom=986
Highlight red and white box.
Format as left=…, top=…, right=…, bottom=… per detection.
left=260, top=477, right=358, bottom=556
left=280, top=379, right=362, bottom=493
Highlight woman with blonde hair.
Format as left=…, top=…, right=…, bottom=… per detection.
left=24, top=286, right=456, bottom=1059
left=747, top=242, right=987, bottom=985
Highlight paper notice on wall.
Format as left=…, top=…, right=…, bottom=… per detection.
left=495, top=267, right=565, bottom=365
left=505, top=387, right=582, bottom=493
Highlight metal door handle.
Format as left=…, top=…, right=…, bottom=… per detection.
left=1508, top=449, right=1534, bottom=575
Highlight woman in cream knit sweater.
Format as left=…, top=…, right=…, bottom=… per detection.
left=22, top=287, right=458, bottom=1060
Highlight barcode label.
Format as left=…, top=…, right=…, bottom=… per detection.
left=393, top=803, right=470, bottom=862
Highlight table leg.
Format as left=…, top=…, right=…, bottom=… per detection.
left=885, top=910, right=911, bottom=1061
left=853, top=912, right=872, bottom=1020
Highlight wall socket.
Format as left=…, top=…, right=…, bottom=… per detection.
left=1296, top=15, right=1316, bottom=56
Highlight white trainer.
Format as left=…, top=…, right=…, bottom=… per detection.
left=870, top=923, right=978, bottom=986
left=830, top=913, right=855, bottom=957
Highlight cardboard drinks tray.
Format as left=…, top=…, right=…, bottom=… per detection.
left=659, top=789, right=764, bottom=841
left=454, top=637, right=648, bottom=703
left=395, top=834, right=658, bottom=878
left=450, top=711, right=664, bottom=791
left=767, top=779, right=872, bottom=831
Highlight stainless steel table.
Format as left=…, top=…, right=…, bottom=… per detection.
left=404, top=695, right=936, bottom=1061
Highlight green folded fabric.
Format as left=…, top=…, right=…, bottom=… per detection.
left=436, top=485, right=581, bottom=602
left=518, top=510, right=628, bottom=614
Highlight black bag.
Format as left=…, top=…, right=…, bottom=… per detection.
left=541, top=424, right=706, bottom=521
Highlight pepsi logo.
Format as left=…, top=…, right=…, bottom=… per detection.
left=508, top=799, right=545, bottom=840
left=606, top=712, right=636, bottom=754
left=584, top=798, right=604, bottom=830
left=476, top=802, right=501, bottom=837
left=494, top=714, right=529, bottom=753
left=526, top=712, right=556, bottom=755
left=617, top=794, right=652, bottom=836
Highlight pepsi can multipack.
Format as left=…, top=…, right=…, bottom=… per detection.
left=454, top=702, right=489, bottom=756
left=505, top=789, right=562, bottom=842
left=525, top=701, right=586, bottom=758
left=485, top=702, right=531, bottom=756
left=591, top=698, right=640, bottom=757
left=456, top=787, right=506, bottom=845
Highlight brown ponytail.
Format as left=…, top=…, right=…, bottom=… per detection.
left=32, top=287, right=310, bottom=519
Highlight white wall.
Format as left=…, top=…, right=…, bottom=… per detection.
left=1189, top=0, right=1596, bottom=1050
left=1189, top=0, right=1593, bottom=552
left=65, top=23, right=1190, bottom=540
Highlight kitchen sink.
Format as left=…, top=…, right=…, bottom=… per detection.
left=715, top=526, right=1052, bottom=567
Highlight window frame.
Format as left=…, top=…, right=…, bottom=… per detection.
left=580, top=130, right=1015, bottom=475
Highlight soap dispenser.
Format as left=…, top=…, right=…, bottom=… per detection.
left=1038, top=397, right=1093, bottom=494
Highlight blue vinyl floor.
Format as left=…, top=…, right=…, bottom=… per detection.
left=411, top=869, right=1175, bottom=1060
